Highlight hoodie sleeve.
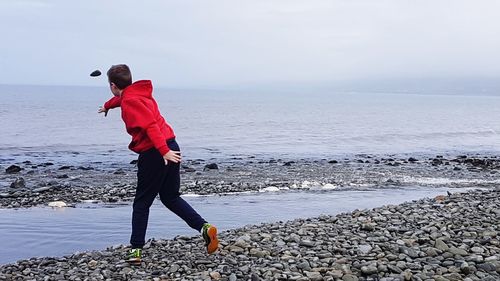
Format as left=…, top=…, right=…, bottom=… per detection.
left=103, top=96, right=122, bottom=110
left=121, top=99, right=170, bottom=155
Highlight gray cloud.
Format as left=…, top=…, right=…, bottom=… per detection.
left=1, top=0, right=499, bottom=88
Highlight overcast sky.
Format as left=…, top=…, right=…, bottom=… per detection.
left=1, top=0, right=499, bottom=88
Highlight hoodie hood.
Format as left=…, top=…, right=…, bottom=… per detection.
left=122, top=80, right=153, bottom=99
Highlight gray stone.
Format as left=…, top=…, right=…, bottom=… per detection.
left=435, top=238, right=449, bottom=251
left=299, top=240, right=315, bottom=247
left=328, top=270, right=343, bottom=278
left=449, top=247, right=468, bottom=256
left=388, top=264, right=402, bottom=274
left=297, top=261, right=311, bottom=271
left=471, top=247, right=484, bottom=254
left=402, top=269, right=412, bottom=281
left=358, top=244, right=373, bottom=255
left=477, top=262, right=496, bottom=272
left=426, top=247, right=439, bottom=257
left=304, top=271, right=323, bottom=281
left=361, top=265, right=377, bottom=275
left=169, top=264, right=180, bottom=273
left=342, top=274, right=359, bottom=281
left=443, top=273, right=463, bottom=281
left=399, top=246, right=419, bottom=258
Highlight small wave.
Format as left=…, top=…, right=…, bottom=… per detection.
left=290, top=181, right=339, bottom=190
left=181, top=190, right=257, bottom=197
left=400, top=176, right=500, bottom=186
left=182, top=193, right=203, bottom=197
left=258, top=186, right=281, bottom=193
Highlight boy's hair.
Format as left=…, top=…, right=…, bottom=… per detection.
left=107, top=64, right=132, bottom=89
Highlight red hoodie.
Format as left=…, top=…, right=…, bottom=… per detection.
left=103, top=80, right=175, bottom=155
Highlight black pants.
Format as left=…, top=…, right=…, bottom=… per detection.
left=130, top=139, right=207, bottom=248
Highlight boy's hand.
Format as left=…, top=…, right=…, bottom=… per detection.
left=98, top=106, right=109, bottom=117
left=163, top=150, right=182, bottom=164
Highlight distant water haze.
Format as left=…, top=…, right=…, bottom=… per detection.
left=0, top=84, right=499, bottom=164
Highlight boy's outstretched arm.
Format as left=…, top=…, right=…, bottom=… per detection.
left=98, top=96, right=122, bottom=117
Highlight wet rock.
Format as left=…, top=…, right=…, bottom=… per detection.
left=33, top=186, right=53, bottom=193
left=432, top=158, right=443, bottom=166
left=10, top=177, right=25, bottom=188
left=113, top=169, right=126, bottom=175
left=6, top=165, right=22, bottom=174
left=78, top=166, right=94, bottom=170
left=204, top=163, right=219, bottom=170
left=182, top=166, right=196, bottom=172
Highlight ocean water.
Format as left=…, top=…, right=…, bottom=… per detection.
left=0, top=187, right=475, bottom=264
left=1, top=84, right=500, bottom=164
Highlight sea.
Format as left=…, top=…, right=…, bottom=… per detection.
left=1, top=84, right=500, bottom=165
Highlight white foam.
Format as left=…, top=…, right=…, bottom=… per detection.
left=81, top=200, right=99, bottom=204
left=301, top=180, right=321, bottom=188
left=48, top=201, right=67, bottom=208
left=182, top=193, right=202, bottom=197
left=322, top=183, right=337, bottom=190
left=401, top=176, right=500, bottom=185
left=259, top=186, right=280, bottom=193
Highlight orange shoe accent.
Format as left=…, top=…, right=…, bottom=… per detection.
left=206, top=226, right=219, bottom=254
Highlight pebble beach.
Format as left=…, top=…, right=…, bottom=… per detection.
left=1, top=154, right=500, bottom=280
left=0, top=187, right=498, bottom=280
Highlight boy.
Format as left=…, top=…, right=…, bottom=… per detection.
left=98, top=64, right=218, bottom=264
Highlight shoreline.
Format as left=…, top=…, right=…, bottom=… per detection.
left=1, top=188, right=498, bottom=280
left=1, top=153, right=500, bottom=209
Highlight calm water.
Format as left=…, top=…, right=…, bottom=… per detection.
left=0, top=187, right=475, bottom=265
left=1, top=84, right=500, bottom=164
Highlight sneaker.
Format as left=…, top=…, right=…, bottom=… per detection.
left=202, top=223, right=219, bottom=254
left=126, top=248, right=142, bottom=265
